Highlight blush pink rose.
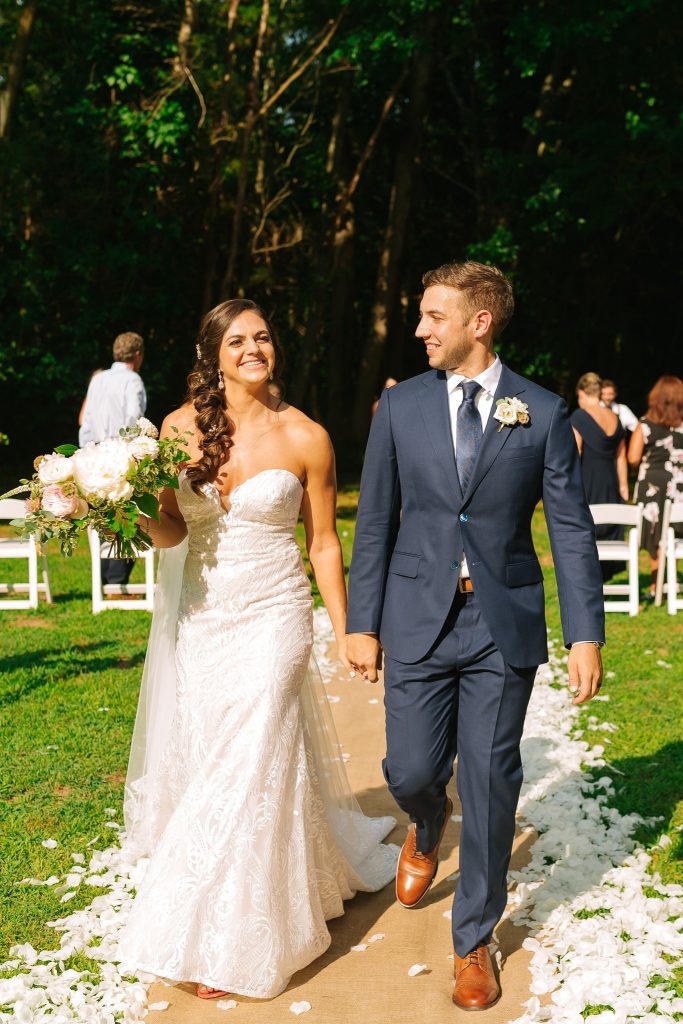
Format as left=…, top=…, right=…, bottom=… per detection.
left=41, top=485, right=88, bottom=519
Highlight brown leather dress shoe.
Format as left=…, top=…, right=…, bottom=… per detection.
left=453, top=945, right=500, bottom=1011
left=396, top=796, right=453, bottom=908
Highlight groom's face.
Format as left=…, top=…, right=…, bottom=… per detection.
left=416, top=286, right=476, bottom=371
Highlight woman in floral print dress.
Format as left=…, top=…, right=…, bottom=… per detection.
left=628, top=376, right=683, bottom=596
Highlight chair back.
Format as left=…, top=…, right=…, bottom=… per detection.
left=664, top=500, right=683, bottom=529
left=0, top=498, right=28, bottom=522
left=589, top=503, right=641, bottom=528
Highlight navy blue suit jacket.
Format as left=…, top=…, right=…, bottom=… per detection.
left=346, top=364, right=605, bottom=666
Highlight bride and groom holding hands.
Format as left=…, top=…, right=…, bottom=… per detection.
left=118, top=261, right=604, bottom=1011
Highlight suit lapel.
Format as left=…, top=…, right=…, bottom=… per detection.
left=416, top=371, right=463, bottom=503
left=461, top=364, right=527, bottom=503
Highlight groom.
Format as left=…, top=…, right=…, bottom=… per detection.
left=346, top=261, right=604, bottom=1010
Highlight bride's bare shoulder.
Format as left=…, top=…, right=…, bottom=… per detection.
left=161, top=402, right=195, bottom=440
left=279, top=404, right=332, bottom=457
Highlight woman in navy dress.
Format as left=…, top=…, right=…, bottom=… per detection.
left=571, top=372, right=628, bottom=581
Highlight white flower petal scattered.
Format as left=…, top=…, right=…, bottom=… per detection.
left=450, top=813, right=462, bottom=822
left=216, top=998, right=238, bottom=1010
left=407, top=964, right=428, bottom=977
left=367, top=933, right=385, bottom=943
left=148, top=1000, right=170, bottom=1010
left=41, top=839, right=58, bottom=849
left=3, top=613, right=680, bottom=1024
left=350, top=943, right=368, bottom=952
left=289, top=1000, right=312, bottom=1015
left=368, top=698, right=379, bottom=704
left=327, top=695, right=341, bottom=704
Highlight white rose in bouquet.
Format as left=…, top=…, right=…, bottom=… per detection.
left=136, top=417, right=159, bottom=439
left=127, top=435, right=159, bottom=461
left=72, top=439, right=135, bottom=502
left=41, top=485, right=89, bottom=519
left=37, top=453, right=74, bottom=485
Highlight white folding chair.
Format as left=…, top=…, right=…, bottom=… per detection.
left=589, top=503, right=642, bottom=616
left=88, top=526, right=155, bottom=613
left=654, top=500, right=683, bottom=614
left=0, top=498, right=53, bottom=609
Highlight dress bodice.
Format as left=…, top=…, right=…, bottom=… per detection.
left=175, top=468, right=308, bottom=619
left=177, top=467, right=304, bottom=530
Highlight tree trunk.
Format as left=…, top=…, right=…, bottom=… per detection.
left=351, top=22, right=437, bottom=442
left=0, top=0, right=39, bottom=140
left=219, top=0, right=270, bottom=299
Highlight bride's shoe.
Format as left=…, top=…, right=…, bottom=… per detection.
left=196, top=984, right=230, bottom=1000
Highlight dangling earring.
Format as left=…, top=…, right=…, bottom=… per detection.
left=269, top=372, right=274, bottom=382
left=218, top=368, right=225, bottom=390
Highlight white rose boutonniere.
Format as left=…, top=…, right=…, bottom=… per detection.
left=493, top=396, right=530, bottom=432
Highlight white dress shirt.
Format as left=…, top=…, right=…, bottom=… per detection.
left=446, top=356, right=503, bottom=577
left=79, top=362, right=147, bottom=446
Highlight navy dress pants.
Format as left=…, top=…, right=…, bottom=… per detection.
left=383, top=591, right=536, bottom=957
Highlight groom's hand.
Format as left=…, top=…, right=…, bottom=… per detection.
left=567, top=643, right=603, bottom=704
left=346, top=633, right=383, bottom=683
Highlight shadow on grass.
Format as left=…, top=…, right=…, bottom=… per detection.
left=609, top=741, right=683, bottom=852
left=0, top=643, right=147, bottom=707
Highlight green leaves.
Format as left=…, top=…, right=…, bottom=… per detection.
left=133, top=492, right=160, bottom=521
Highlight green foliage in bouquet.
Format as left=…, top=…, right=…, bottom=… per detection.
left=1, top=419, right=189, bottom=558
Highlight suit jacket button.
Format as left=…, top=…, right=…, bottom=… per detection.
left=459, top=512, right=469, bottom=523
left=450, top=560, right=459, bottom=570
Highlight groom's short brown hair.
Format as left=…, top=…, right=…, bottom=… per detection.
left=422, top=261, right=514, bottom=339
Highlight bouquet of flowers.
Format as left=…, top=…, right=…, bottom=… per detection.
left=1, top=418, right=189, bottom=558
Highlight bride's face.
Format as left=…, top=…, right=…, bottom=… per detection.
left=219, top=311, right=275, bottom=388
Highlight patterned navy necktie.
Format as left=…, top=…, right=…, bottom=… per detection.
left=456, top=379, right=483, bottom=493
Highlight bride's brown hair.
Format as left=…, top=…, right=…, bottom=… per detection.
left=184, top=299, right=284, bottom=493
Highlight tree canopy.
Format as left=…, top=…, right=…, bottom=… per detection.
left=1, top=0, right=681, bottom=471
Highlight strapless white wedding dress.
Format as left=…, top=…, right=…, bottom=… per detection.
left=118, top=469, right=397, bottom=998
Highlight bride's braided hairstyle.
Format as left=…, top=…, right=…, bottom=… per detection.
left=185, top=299, right=284, bottom=494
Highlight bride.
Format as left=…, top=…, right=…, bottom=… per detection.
left=118, top=299, right=397, bottom=1000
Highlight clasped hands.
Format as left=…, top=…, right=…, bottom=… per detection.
left=344, top=633, right=603, bottom=703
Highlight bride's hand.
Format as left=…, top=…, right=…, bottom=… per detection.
left=336, top=634, right=353, bottom=673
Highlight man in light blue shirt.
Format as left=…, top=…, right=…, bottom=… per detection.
left=79, top=332, right=146, bottom=446
left=79, top=331, right=146, bottom=584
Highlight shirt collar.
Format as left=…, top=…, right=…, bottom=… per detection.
left=446, top=355, right=502, bottom=396
left=111, top=361, right=134, bottom=373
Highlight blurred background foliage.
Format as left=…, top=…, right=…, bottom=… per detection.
left=1, top=0, right=681, bottom=475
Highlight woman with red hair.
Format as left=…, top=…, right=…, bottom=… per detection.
left=628, top=375, right=683, bottom=596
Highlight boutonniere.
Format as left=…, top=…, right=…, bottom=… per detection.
left=493, top=397, right=530, bottom=431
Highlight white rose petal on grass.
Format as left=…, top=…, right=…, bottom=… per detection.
left=105, top=822, right=120, bottom=829
left=658, top=834, right=673, bottom=849
left=104, top=808, right=116, bottom=816
left=148, top=1001, right=170, bottom=1011
left=408, top=964, right=428, bottom=977
left=41, top=839, right=58, bottom=849
left=98, top=707, right=110, bottom=713
left=656, top=659, right=672, bottom=668
left=216, top=999, right=238, bottom=1010
left=289, top=1000, right=312, bottom=1015
left=350, top=943, right=368, bottom=952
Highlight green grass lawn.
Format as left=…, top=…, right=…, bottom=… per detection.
left=0, top=495, right=681, bottom=963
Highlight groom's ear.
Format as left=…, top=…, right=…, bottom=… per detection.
left=472, top=309, right=493, bottom=339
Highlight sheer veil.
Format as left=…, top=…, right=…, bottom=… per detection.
left=123, top=541, right=396, bottom=876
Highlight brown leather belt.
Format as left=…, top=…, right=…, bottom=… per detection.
left=457, top=576, right=474, bottom=594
